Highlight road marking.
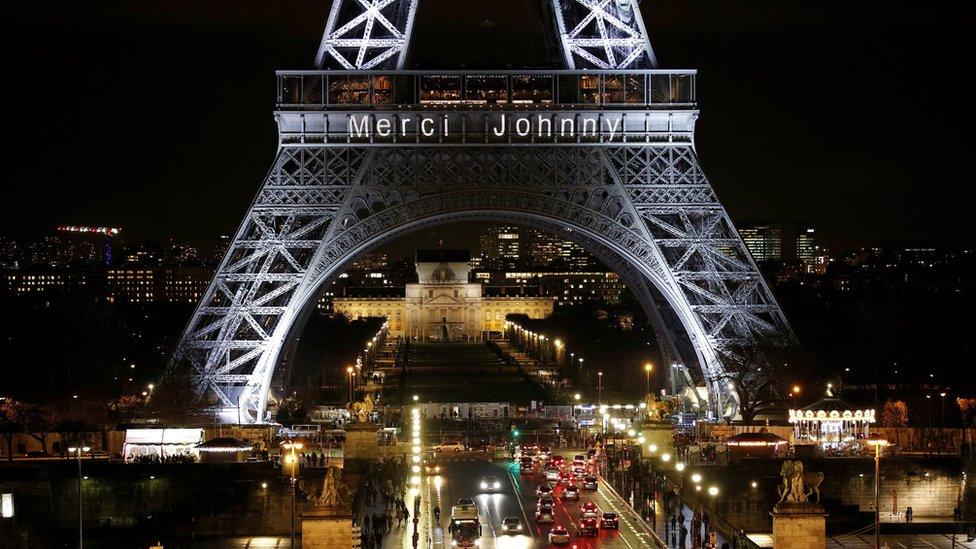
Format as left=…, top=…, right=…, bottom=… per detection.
left=506, top=464, right=534, bottom=535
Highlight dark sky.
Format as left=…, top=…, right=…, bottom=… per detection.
left=4, top=1, right=974, bottom=253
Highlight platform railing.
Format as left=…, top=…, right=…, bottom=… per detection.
left=276, top=69, right=696, bottom=110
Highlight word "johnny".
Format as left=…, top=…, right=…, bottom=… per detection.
left=347, top=114, right=625, bottom=139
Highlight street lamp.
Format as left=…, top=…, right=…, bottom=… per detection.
left=67, top=445, right=91, bottom=549
left=644, top=362, right=653, bottom=395
left=791, top=384, right=801, bottom=409
left=346, top=366, right=355, bottom=403
left=598, top=371, right=604, bottom=404
left=940, top=391, right=947, bottom=427
left=281, top=440, right=304, bottom=549
left=866, top=433, right=889, bottom=549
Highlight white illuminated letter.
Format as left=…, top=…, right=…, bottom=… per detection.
left=420, top=117, right=434, bottom=136
left=492, top=114, right=506, bottom=137
left=443, top=116, right=449, bottom=137
left=401, top=117, right=411, bottom=136
left=537, top=115, right=552, bottom=138
left=376, top=118, right=391, bottom=137
left=605, top=117, right=621, bottom=141
left=560, top=118, right=575, bottom=137
left=349, top=115, right=371, bottom=137
left=581, top=118, right=596, bottom=136
left=515, top=117, right=530, bottom=136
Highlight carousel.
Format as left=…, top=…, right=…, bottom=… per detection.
left=789, top=388, right=875, bottom=448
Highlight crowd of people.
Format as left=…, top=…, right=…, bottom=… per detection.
left=353, top=456, right=412, bottom=548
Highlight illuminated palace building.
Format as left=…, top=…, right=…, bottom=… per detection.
left=333, top=250, right=553, bottom=340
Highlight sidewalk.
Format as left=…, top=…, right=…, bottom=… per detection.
left=603, top=471, right=736, bottom=549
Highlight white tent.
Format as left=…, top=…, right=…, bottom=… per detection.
left=122, top=428, right=204, bottom=462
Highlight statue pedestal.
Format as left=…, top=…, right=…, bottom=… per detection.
left=771, top=502, right=827, bottom=549
left=302, top=508, right=353, bottom=549
left=344, top=422, right=381, bottom=460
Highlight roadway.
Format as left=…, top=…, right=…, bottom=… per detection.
left=414, top=451, right=662, bottom=549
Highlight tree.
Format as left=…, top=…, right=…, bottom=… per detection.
left=722, top=341, right=802, bottom=423
left=880, top=399, right=909, bottom=427
left=956, top=398, right=976, bottom=426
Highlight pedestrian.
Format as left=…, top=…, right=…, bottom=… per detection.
left=906, top=506, right=913, bottom=522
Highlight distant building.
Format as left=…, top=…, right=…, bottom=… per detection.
left=1, top=270, right=88, bottom=295
left=740, top=223, right=784, bottom=261
left=476, top=270, right=627, bottom=306
left=477, top=225, right=598, bottom=270
left=106, top=266, right=213, bottom=303
left=333, top=250, right=553, bottom=340
left=795, top=224, right=828, bottom=275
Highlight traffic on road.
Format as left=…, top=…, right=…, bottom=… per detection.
left=416, top=444, right=662, bottom=548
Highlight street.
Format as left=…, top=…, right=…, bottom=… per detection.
left=402, top=450, right=661, bottom=549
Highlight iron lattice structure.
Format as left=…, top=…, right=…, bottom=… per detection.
left=170, top=1, right=795, bottom=423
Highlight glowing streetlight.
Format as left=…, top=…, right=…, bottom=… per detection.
left=675, top=462, right=686, bottom=472
left=791, top=384, right=801, bottom=409
left=708, top=486, right=719, bottom=496
left=598, top=371, right=603, bottom=404
left=644, top=362, right=653, bottom=394
left=866, top=433, right=888, bottom=549
left=67, top=446, right=91, bottom=549
left=691, top=473, right=702, bottom=484
left=281, top=440, right=304, bottom=549
left=660, top=453, right=671, bottom=463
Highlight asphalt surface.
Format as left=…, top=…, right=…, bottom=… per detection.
left=418, top=451, right=660, bottom=549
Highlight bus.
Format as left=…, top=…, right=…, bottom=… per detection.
left=449, top=504, right=481, bottom=547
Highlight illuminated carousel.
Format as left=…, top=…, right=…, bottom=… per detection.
left=789, top=389, right=875, bottom=449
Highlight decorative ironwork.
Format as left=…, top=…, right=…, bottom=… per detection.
left=551, top=0, right=657, bottom=69
left=169, top=6, right=794, bottom=424
left=315, top=0, right=419, bottom=70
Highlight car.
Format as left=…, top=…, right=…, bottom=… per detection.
left=577, top=517, right=599, bottom=537
left=561, top=484, right=580, bottom=500
left=558, top=470, right=573, bottom=485
left=434, top=442, right=465, bottom=452
left=535, top=505, right=555, bottom=523
left=573, top=454, right=586, bottom=466
left=537, top=495, right=555, bottom=508
left=548, top=526, right=570, bottom=545
left=500, top=516, right=523, bottom=534
left=572, top=468, right=586, bottom=480
left=519, top=456, right=534, bottom=470
left=456, top=497, right=475, bottom=507
left=480, top=475, right=502, bottom=491
left=580, top=501, right=600, bottom=518
left=583, top=475, right=598, bottom=490
left=587, top=448, right=598, bottom=458
left=600, top=512, right=619, bottom=529
left=422, top=460, right=441, bottom=475
left=551, top=455, right=566, bottom=467
left=535, top=483, right=554, bottom=497
left=544, top=467, right=560, bottom=481
left=539, top=446, right=553, bottom=459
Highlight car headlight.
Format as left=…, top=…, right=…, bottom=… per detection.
left=480, top=482, right=487, bottom=489
left=517, top=524, right=522, bottom=530
left=493, top=482, right=500, bottom=489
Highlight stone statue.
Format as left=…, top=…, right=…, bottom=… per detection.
left=777, top=460, right=809, bottom=503
left=348, top=394, right=374, bottom=423
left=304, top=465, right=349, bottom=510
left=644, top=397, right=673, bottom=420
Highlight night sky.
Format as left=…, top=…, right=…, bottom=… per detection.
left=4, top=1, right=974, bottom=253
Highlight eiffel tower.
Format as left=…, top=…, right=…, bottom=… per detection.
left=170, top=0, right=796, bottom=423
